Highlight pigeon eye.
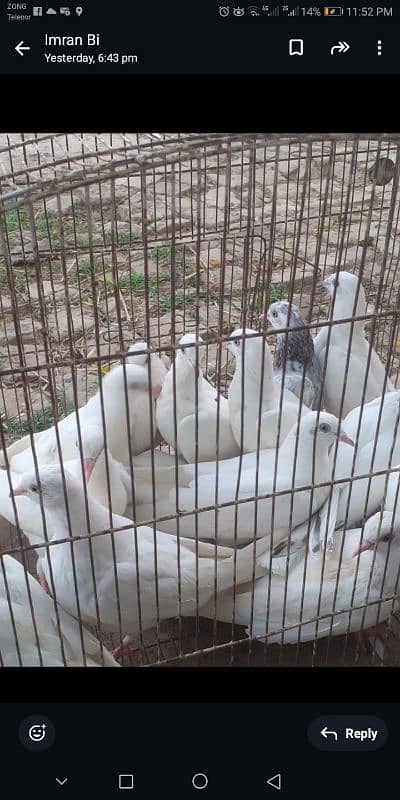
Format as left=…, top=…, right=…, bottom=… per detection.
left=272, top=310, right=278, bottom=318
left=180, top=347, right=185, bottom=354
left=234, top=339, right=240, bottom=346
left=319, top=423, right=330, bottom=433
left=381, top=533, right=392, bottom=542
left=30, top=485, right=38, bottom=493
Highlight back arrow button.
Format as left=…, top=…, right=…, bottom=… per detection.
left=266, top=774, right=282, bottom=791
left=15, top=41, right=31, bottom=56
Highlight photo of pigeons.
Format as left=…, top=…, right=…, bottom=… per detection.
left=0, top=133, right=400, bottom=667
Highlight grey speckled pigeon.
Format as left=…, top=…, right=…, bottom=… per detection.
left=267, top=300, right=323, bottom=410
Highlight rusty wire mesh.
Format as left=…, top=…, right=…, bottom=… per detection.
left=1, top=132, right=400, bottom=667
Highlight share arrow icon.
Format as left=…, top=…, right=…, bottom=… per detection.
left=330, top=41, right=350, bottom=55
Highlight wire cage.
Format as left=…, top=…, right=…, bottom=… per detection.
left=1, top=132, right=400, bottom=667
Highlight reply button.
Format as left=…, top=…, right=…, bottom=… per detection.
left=308, top=716, right=388, bottom=752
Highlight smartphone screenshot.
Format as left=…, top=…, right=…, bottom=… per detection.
left=0, top=1, right=399, bottom=797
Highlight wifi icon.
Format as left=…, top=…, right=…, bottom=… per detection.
left=248, top=5, right=260, bottom=14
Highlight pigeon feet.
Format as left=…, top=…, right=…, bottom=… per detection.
left=112, top=642, right=136, bottom=662
left=356, top=621, right=388, bottom=653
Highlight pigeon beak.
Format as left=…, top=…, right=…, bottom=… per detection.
left=339, top=431, right=354, bottom=446
left=353, top=539, right=374, bottom=557
left=10, top=486, right=26, bottom=497
left=152, top=384, right=162, bottom=400
left=84, top=457, right=98, bottom=483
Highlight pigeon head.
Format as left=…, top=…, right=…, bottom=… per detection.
left=104, top=362, right=162, bottom=401
left=267, top=300, right=301, bottom=330
left=229, top=328, right=274, bottom=384
left=127, top=341, right=168, bottom=399
left=267, top=300, right=315, bottom=370
left=127, top=340, right=149, bottom=367
left=295, top=411, right=354, bottom=448
left=10, top=464, right=75, bottom=508
left=352, top=512, right=398, bottom=557
left=322, top=270, right=366, bottom=319
left=177, top=333, right=205, bottom=369
left=228, top=328, right=262, bottom=357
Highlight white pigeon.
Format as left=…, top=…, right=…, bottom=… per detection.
left=363, top=466, right=400, bottom=542
left=156, top=334, right=240, bottom=462
left=9, top=465, right=271, bottom=658
left=1, top=344, right=166, bottom=474
left=342, top=390, right=400, bottom=449
left=314, top=271, right=394, bottom=417
left=126, top=340, right=169, bottom=455
left=0, top=424, right=132, bottom=519
left=306, top=392, right=400, bottom=553
left=66, top=425, right=133, bottom=515
left=202, top=514, right=400, bottom=643
left=135, top=411, right=354, bottom=546
left=327, top=391, right=400, bottom=531
left=267, top=300, right=323, bottom=409
left=0, top=554, right=119, bottom=667
left=227, top=328, right=308, bottom=452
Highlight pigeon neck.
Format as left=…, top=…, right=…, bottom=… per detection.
left=274, top=327, right=312, bottom=368
left=46, top=484, right=93, bottom=541
left=330, top=294, right=366, bottom=334
left=237, top=347, right=273, bottom=392
left=282, top=429, right=331, bottom=463
left=161, top=362, right=197, bottom=406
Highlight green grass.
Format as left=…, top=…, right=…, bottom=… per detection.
left=32, top=211, right=89, bottom=249
left=148, top=244, right=173, bottom=262
left=104, top=227, right=140, bottom=247
left=5, top=402, right=65, bottom=436
left=0, top=266, right=27, bottom=293
left=4, top=208, right=30, bottom=233
left=76, top=260, right=93, bottom=278
left=13, top=274, right=27, bottom=293
left=117, top=270, right=170, bottom=293
left=118, top=271, right=147, bottom=291
left=269, top=284, right=285, bottom=302
left=117, top=231, right=131, bottom=245
left=157, top=286, right=215, bottom=311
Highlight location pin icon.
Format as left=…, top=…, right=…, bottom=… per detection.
left=76, top=6, right=83, bottom=14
